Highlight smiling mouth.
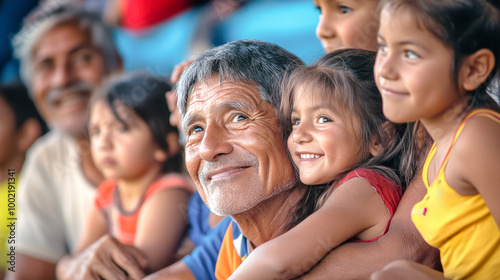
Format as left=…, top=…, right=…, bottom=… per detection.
left=53, top=91, right=90, bottom=107
left=208, top=166, right=250, bottom=181
left=298, top=153, right=320, bottom=159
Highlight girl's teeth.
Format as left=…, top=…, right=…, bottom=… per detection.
left=300, top=154, right=319, bottom=159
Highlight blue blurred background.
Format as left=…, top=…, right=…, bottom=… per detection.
left=1, top=0, right=324, bottom=83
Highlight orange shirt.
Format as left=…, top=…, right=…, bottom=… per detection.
left=95, top=174, right=192, bottom=244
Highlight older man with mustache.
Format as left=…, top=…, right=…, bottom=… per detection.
left=141, top=39, right=305, bottom=280
left=7, top=4, right=124, bottom=280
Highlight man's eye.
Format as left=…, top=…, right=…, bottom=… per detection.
left=190, top=126, right=203, bottom=135
left=232, top=114, right=247, bottom=122
left=36, top=60, right=53, bottom=73
left=73, top=50, right=94, bottom=65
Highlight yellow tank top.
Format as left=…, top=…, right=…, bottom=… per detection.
left=412, top=109, right=500, bottom=280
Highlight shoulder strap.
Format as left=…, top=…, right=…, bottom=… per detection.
left=95, top=180, right=117, bottom=209
left=442, top=108, right=500, bottom=168
left=143, top=174, right=193, bottom=200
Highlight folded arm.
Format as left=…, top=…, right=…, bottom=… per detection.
left=301, top=175, right=441, bottom=279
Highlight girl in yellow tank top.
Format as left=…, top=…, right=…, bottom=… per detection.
left=371, top=0, right=500, bottom=279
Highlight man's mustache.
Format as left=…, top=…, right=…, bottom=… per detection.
left=198, top=154, right=259, bottom=180
left=45, top=82, right=95, bottom=104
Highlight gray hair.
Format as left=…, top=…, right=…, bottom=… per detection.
left=176, top=39, right=304, bottom=117
left=12, top=4, right=120, bottom=91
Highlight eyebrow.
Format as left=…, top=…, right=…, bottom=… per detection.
left=377, top=34, right=430, bottom=52
left=34, top=43, right=95, bottom=63
left=181, top=112, right=199, bottom=132
left=291, top=103, right=337, bottom=114
left=181, top=98, right=256, bottom=130
left=221, top=99, right=252, bottom=112
left=69, top=44, right=96, bottom=56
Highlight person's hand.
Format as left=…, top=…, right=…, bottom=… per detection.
left=57, top=235, right=148, bottom=280
left=166, top=90, right=181, bottom=129
left=170, top=59, right=194, bottom=86
left=166, top=59, right=194, bottom=128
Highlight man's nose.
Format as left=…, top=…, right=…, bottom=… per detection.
left=199, top=122, right=233, bottom=161
left=51, top=61, right=76, bottom=88
left=291, top=122, right=313, bottom=144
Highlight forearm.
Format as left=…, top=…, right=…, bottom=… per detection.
left=228, top=254, right=294, bottom=280
left=301, top=225, right=440, bottom=279
left=302, top=177, right=442, bottom=279
left=143, top=261, right=195, bottom=280
left=7, top=254, right=56, bottom=280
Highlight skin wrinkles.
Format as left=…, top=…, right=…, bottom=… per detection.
left=184, top=77, right=296, bottom=216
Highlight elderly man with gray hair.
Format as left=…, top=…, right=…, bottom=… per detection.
left=7, top=4, right=127, bottom=280
left=144, top=39, right=306, bottom=279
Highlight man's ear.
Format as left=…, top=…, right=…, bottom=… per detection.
left=461, top=48, right=495, bottom=92
left=17, top=118, right=42, bottom=153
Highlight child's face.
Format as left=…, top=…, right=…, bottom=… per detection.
left=89, top=100, right=165, bottom=181
left=287, top=89, right=363, bottom=185
left=374, top=7, right=463, bottom=124
left=0, top=96, right=21, bottom=169
left=315, top=0, right=380, bottom=52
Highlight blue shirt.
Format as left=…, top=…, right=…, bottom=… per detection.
left=182, top=216, right=232, bottom=280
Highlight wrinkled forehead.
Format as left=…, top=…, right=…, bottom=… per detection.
left=32, top=22, right=92, bottom=59
left=186, top=78, right=264, bottom=111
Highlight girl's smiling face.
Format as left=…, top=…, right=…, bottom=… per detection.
left=287, top=88, right=363, bottom=185
left=315, top=0, right=381, bottom=52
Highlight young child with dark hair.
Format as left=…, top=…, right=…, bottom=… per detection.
left=75, top=71, right=193, bottom=275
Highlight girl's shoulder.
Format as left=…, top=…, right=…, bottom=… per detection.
left=144, top=173, right=194, bottom=199
left=338, top=168, right=402, bottom=200
left=95, top=179, right=118, bottom=209
left=339, top=168, right=396, bottom=188
left=453, top=108, right=500, bottom=154
left=462, top=108, right=500, bottom=126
